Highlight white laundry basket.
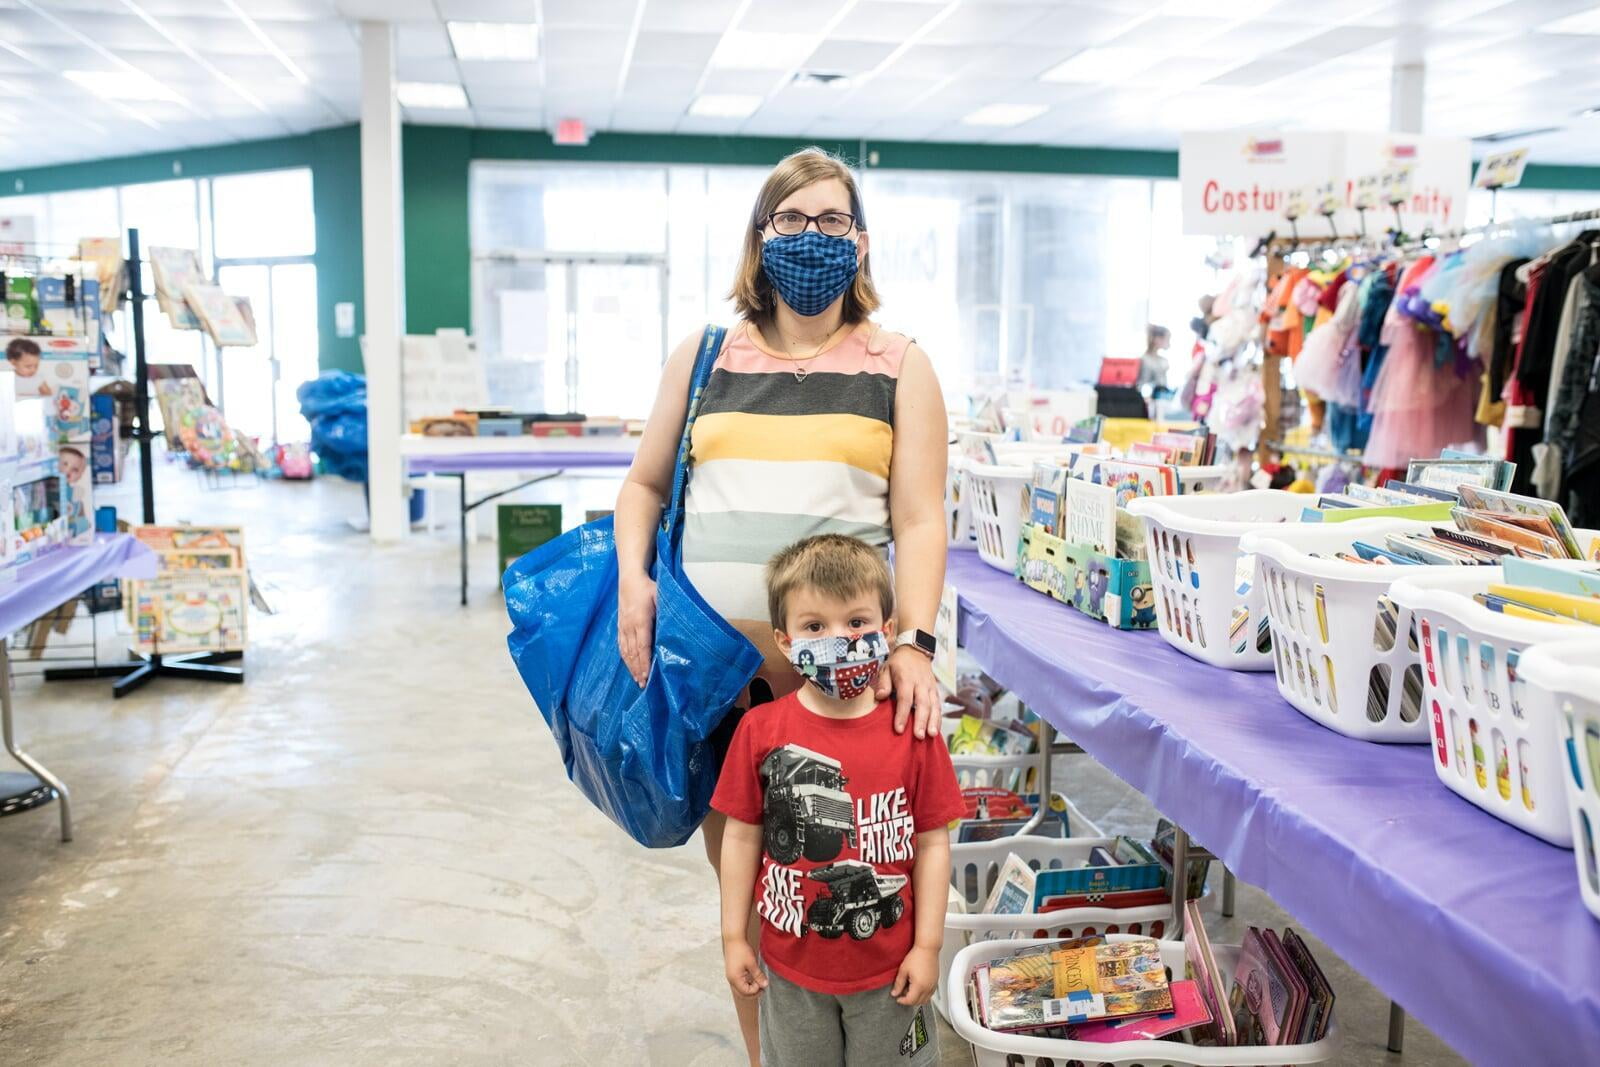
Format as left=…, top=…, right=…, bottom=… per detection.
left=937, top=832, right=1181, bottom=1024
left=1243, top=518, right=1443, bottom=742
left=1125, top=490, right=1313, bottom=671
left=946, top=936, right=1341, bottom=1067
left=1519, top=637, right=1600, bottom=923
left=947, top=454, right=977, bottom=550
left=966, top=462, right=1034, bottom=573
left=1388, top=564, right=1600, bottom=846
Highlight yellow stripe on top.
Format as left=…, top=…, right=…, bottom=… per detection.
left=691, top=411, right=894, bottom=480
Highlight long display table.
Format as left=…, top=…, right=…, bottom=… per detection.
left=947, top=548, right=1600, bottom=1065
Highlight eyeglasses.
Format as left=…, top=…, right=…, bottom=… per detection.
left=760, top=210, right=858, bottom=237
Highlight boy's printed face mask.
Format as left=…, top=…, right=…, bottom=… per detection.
left=786, top=629, right=888, bottom=700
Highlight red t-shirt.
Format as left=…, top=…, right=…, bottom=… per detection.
left=710, top=692, right=966, bottom=994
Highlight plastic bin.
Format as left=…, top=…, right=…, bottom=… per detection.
left=1388, top=564, right=1600, bottom=846
left=947, top=454, right=977, bottom=551
left=1519, top=637, right=1600, bottom=923
left=965, top=462, right=1033, bottom=573
left=1125, top=490, right=1312, bottom=671
left=939, top=831, right=1177, bottom=1024
left=1243, top=518, right=1441, bottom=742
left=946, top=936, right=1341, bottom=1066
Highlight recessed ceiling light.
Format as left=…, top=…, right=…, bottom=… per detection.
left=689, top=93, right=761, bottom=118
left=961, top=103, right=1048, bottom=127
left=1040, top=47, right=1151, bottom=83
left=63, top=69, right=180, bottom=103
left=709, top=30, right=820, bottom=71
left=447, top=21, right=538, bottom=61
left=397, top=82, right=469, bottom=110
left=1540, top=10, right=1600, bottom=34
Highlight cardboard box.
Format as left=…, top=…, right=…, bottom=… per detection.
left=91, top=393, right=119, bottom=483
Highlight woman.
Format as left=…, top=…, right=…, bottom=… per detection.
left=611, top=147, right=947, bottom=1063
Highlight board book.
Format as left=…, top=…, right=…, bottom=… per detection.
left=971, top=936, right=1172, bottom=1032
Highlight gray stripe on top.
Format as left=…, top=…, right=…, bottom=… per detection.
left=681, top=510, right=892, bottom=567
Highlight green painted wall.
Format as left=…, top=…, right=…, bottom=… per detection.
left=4, top=123, right=1599, bottom=381
left=0, top=125, right=366, bottom=376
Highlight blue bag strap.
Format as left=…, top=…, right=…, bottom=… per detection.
left=662, top=324, right=726, bottom=538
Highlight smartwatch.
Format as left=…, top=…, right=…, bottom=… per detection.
left=894, top=629, right=937, bottom=658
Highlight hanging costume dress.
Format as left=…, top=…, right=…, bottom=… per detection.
left=683, top=320, right=909, bottom=697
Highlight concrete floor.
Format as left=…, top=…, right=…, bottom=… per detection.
left=0, top=465, right=1468, bottom=1065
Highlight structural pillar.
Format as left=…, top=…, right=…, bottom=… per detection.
left=360, top=20, right=406, bottom=542
left=1390, top=59, right=1425, bottom=134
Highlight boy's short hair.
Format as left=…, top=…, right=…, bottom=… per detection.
left=767, top=534, right=894, bottom=630
left=7, top=338, right=40, bottom=361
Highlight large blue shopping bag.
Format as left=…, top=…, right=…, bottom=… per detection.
left=503, top=325, right=762, bottom=847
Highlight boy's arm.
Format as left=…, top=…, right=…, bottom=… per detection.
left=892, top=826, right=951, bottom=1005
left=719, top=816, right=769, bottom=998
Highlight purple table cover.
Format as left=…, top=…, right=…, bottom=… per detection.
left=948, top=549, right=1600, bottom=1065
left=0, top=535, right=158, bottom=636
left=405, top=451, right=635, bottom=474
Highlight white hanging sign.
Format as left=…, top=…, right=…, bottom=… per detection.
left=1474, top=147, right=1531, bottom=190
left=1180, top=130, right=1470, bottom=236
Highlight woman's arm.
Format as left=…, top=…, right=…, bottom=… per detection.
left=880, top=342, right=949, bottom=738
left=615, top=328, right=709, bottom=685
left=719, top=816, right=769, bottom=998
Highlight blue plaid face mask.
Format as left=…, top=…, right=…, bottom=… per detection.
left=760, top=230, right=859, bottom=317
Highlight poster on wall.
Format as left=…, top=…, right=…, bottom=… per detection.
left=1179, top=130, right=1470, bottom=236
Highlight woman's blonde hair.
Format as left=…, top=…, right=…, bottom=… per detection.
left=728, top=147, right=880, bottom=324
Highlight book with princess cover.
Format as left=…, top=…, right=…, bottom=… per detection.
left=971, top=936, right=1173, bottom=1033
left=1228, top=927, right=1296, bottom=1045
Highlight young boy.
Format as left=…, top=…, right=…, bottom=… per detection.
left=711, top=534, right=964, bottom=1067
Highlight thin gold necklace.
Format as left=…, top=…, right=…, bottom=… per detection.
left=772, top=323, right=845, bottom=382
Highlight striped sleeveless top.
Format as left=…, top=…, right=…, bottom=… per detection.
left=683, top=321, right=908, bottom=668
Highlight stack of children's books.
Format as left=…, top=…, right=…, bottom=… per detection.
left=951, top=788, right=1076, bottom=842
left=1469, top=557, right=1600, bottom=624
left=1182, top=901, right=1336, bottom=1049
left=966, top=936, right=1201, bottom=1040
left=1312, top=472, right=1597, bottom=567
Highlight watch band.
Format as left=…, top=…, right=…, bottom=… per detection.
left=895, top=629, right=937, bottom=658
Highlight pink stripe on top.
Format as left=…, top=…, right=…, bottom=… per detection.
left=714, top=321, right=912, bottom=376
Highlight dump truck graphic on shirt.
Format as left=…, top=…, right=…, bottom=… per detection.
left=804, top=859, right=907, bottom=940
left=760, top=744, right=858, bottom=864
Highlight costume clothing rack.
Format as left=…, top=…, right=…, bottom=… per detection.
left=41, top=227, right=245, bottom=697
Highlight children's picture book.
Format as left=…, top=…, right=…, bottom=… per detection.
left=973, top=936, right=1172, bottom=1032
left=497, top=503, right=561, bottom=576
left=979, top=852, right=1036, bottom=921
left=1228, top=927, right=1293, bottom=1046
left=1450, top=508, right=1565, bottom=558
left=1065, top=478, right=1116, bottom=554
left=1281, top=929, right=1335, bottom=1043
left=182, top=282, right=257, bottom=347
left=148, top=247, right=205, bottom=329
left=1099, top=460, right=1176, bottom=505
left=958, top=787, right=1032, bottom=822
left=1184, top=899, right=1236, bottom=1046
left=132, top=570, right=248, bottom=655
left=949, top=714, right=1036, bottom=757
left=1032, top=838, right=1164, bottom=903
left=1485, top=583, right=1600, bottom=625
left=1063, top=979, right=1212, bottom=1043
left=1261, top=929, right=1309, bottom=1044
left=1039, top=886, right=1171, bottom=911
left=1501, top=557, right=1600, bottom=599
left=1406, top=457, right=1502, bottom=493
left=1065, top=415, right=1104, bottom=444
left=1456, top=484, right=1584, bottom=558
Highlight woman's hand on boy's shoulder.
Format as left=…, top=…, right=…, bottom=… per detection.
left=878, top=645, right=940, bottom=740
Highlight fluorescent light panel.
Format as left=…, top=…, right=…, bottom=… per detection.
left=961, top=103, right=1047, bottom=127
left=64, top=69, right=180, bottom=103
left=689, top=93, right=761, bottom=118
left=448, top=21, right=538, bottom=61
left=709, top=30, right=820, bottom=71
left=398, top=82, right=470, bottom=109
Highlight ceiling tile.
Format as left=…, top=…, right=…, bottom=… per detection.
left=397, top=57, right=462, bottom=83
left=740, top=0, right=853, bottom=34
left=801, top=39, right=898, bottom=75
left=335, top=0, right=436, bottom=17
left=435, top=0, right=534, bottom=18
left=630, top=30, right=720, bottom=67
left=700, top=68, right=781, bottom=96
left=544, top=27, right=631, bottom=66
left=543, top=0, right=640, bottom=30
left=640, top=0, right=743, bottom=35
left=458, top=59, right=542, bottom=92
left=919, top=3, right=1056, bottom=45
left=879, top=43, right=991, bottom=81
left=831, top=2, right=948, bottom=45
left=610, top=109, right=680, bottom=132
left=619, top=63, right=701, bottom=98
left=475, top=106, right=547, bottom=129
left=1104, top=15, right=1232, bottom=50
left=1011, top=3, right=1149, bottom=47
left=1206, top=56, right=1305, bottom=88
left=397, top=21, right=453, bottom=57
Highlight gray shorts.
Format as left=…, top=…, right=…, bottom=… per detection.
left=758, top=959, right=940, bottom=1067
